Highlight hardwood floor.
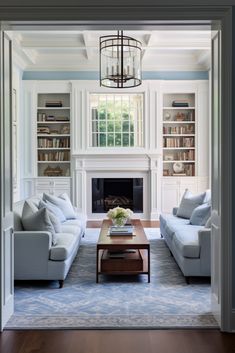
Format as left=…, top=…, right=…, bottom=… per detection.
left=86, top=220, right=160, bottom=228
left=1, top=330, right=235, bottom=353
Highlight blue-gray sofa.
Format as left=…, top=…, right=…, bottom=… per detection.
left=14, top=196, right=86, bottom=288
left=160, top=207, right=211, bottom=282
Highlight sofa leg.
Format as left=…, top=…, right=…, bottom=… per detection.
left=160, top=233, right=163, bottom=238
left=59, top=280, right=64, bottom=288
left=185, top=276, right=190, bottom=284
left=169, top=250, right=173, bottom=257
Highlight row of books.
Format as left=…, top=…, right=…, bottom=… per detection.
left=38, top=138, right=70, bottom=148
left=38, top=151, right=70, bottom=161
left=163, top=137, right=195, bottom=148
left=172, top=100, right=189, bottom=107
left=38, top=113, right=70, bottom=122
left=45, top=101, right=63, bottom=107
left=163, top=126, right=195, bottom=134
left=164, top=150, right=195, bottom=161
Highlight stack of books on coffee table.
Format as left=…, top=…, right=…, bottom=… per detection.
left=109, top=226, right=134, bottom=236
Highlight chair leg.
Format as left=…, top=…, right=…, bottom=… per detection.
left=59, top=280, right=64, bottom=288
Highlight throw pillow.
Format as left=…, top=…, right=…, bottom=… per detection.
left=190, top=203, right=211, bottom=226
left=22, top=199, right=39, bottom=219
left=43, top=193, right=76, bottom=220
left=39, top=199, right=66, bottom=223
left=39, top=201, right=62, bottom=233
left=22, top=207, right=57, bottom=245
left=205, top=216, right=212, bottom=228
left=176, top=189, right=206, bottom=219
left=203, top=189, right=211, bottom=204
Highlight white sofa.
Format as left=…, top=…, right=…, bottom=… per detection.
left=14, top=196, right=86, bottom=288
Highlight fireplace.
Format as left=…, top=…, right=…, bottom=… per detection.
left=92, top=178, right=143, bottom=213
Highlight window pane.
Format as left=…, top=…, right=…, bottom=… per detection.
left=99, top=133, right=106, bottom=146
left=99, top=121, right=106, bottom=132
left=115, top=133, right=122, bottom=146
left=122, top=133, right=130, bottom=146
left=108, top=133, right=114, bottom=146
left=90, top=93, right=143, bottom=148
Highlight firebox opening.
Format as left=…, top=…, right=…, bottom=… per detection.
left=92, top=178, right=143, bottom=213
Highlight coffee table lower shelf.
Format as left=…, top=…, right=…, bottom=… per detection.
left=96, top=248, right=150, bottom=283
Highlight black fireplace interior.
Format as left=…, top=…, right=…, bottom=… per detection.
left=92, top=178, right=143, bottom=213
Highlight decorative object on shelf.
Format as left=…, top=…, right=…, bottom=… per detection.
left=99, top=30, right=142, bottom=88
left=107, top=207, right=133, bottom=227
left=37, top=126, right=50, bottom=134
left=43, top=166, right=63, bottom=177
left=60, top=126, right=70, bottom=134
left=175, top=112, right=186, bottom=121
left=164, top=112, right=171, bottom=121
left=165, top=154, right=174, bottom=161
left=163, top=169, right=170, bottom=176
left=173, top=162, right=185, bottom=174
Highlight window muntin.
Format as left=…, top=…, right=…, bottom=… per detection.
left=90, top=93, right=144, bottom=148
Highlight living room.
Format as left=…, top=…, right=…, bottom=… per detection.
left=6, top=27, right=214, bottom=329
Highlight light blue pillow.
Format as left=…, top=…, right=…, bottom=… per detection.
left=190, top=203, right=211, bottom=226
left=38, top=201, right=62, bottom=233
left=43, top=193, right=76, bottom=220
left=22, top=207, right=57, bottom=245
left=177, top=189, right=206, bottom=219
left=39, top=199, right=66, bottom=223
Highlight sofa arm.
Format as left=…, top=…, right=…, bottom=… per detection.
left=198, top=229, right=211, bottom=275
left=14, top=231, right=52, bottom=279
left=172, top=207, right=178, bottom=216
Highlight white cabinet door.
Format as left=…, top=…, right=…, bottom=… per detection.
left=36, top=178, right=71, bottom=197
left=161, top=179, right=179, bottom=213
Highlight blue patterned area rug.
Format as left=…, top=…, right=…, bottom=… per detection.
left=7, top=228, right=218, bottom=329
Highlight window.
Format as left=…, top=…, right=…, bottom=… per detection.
left=90, top=93, right=144, bottom=147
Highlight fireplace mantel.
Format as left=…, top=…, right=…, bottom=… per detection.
left=72, top=154, right=161, bottom=220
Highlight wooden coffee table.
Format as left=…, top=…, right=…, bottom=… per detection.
left=96, top=219, right=150, bottom=283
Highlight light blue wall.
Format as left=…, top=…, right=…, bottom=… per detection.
left=22, top=70, right=209, bottom=80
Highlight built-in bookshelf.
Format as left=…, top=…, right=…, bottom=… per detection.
left=37, top=93, right=71, bottom=177
left=162, top=93, right=196, bottom=177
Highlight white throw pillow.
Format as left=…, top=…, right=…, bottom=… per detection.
left=176, top=189, right=206, bottom=219
left=43, top=193, right=77, bottom=220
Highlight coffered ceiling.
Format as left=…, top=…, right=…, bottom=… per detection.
left=11, top=30, right=211, bottom=71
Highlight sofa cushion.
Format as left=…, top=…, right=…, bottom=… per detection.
left=43, top=193, right=77, bottom=220
left=39, top=199, right=66, bottom=223
left=190, top=203, right=211, bottom=226
left=172, top=225, right=203, bottom=258
left=38, top=201, right=62, bottom=233
left=61, top=224, right=81, bottom=236
left=176, top=189, right=206, bottom=219
left=22, top=207, right=57, bottom=245
left=50, top=233, right=77, bottom=261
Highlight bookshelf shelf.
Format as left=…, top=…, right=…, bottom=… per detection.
left=37, top=93, right=71, bottom=177
left=162, top=92, right=196, bottom=177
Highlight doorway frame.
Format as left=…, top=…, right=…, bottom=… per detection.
left=0, top=5, right=233, bottom=331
